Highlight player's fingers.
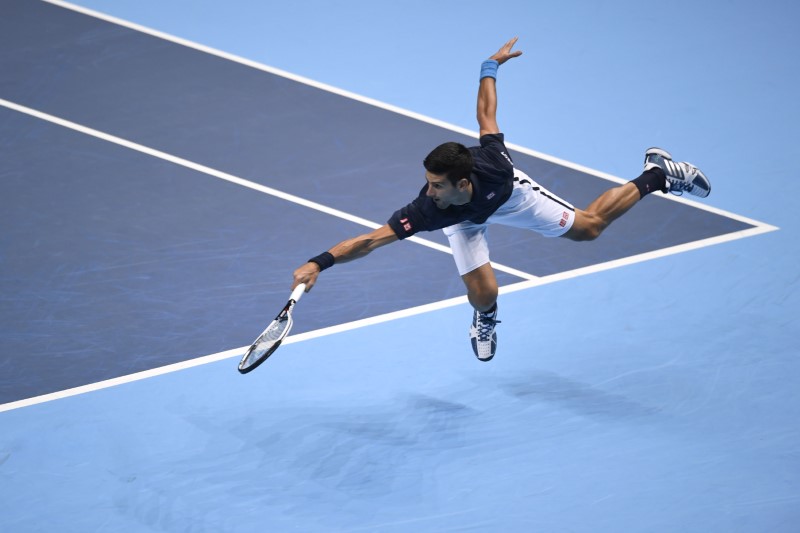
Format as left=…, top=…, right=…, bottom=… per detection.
left=297, top=271, right=318, bottom=292
left=292, top=275, right=307, bottom=291
left=503, top=37, right=518, bottom=52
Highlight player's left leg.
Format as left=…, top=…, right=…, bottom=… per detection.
left=562, top=182, right=642, bottom=241
left=563, top=147, right=711, bottom=241
left=495, top=149, right=711, bottom=245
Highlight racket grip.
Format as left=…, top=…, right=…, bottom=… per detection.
left=290, top=283, right=306, bottom=303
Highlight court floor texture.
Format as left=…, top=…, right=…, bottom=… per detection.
left=1, top=1, right=798, bottom=531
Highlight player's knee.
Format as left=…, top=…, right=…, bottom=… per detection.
left=471, top=294, right=497, bottom=312
left=565, top=212, right=604, bottom=241
left=576, top=226, right=602, bottom=241
left=461, top=263, right=498, bottom=312
left=467, top=284, right=497, bottom=311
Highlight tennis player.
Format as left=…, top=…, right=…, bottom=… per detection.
left=292, top=37, right=711, bottom=362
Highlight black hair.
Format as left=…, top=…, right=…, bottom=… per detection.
left=423, top=142, right=473, bottom=185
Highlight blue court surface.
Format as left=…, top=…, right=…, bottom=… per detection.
left=1, top=1, right=798, bottom=531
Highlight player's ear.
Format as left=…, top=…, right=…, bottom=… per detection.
left=457, top=178, right=470, bottom=190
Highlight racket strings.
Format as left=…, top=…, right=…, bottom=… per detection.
left=240, top=316, right=291, bottom=369
left=238, top=285, right=304, bottom=374
left=261, top=316, right=289, bottom=342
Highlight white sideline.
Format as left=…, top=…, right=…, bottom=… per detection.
left=0, top=1, right=778, bottom=413
left=43, top=0, right=777, bottom=230
left=0, top=97, right=537, bottom=282
left=0, top=221, right=775, bottom=414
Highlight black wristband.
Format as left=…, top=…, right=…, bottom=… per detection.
left=308, top=251, right=335, bottom=271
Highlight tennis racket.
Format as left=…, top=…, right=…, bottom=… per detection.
left=238, top=283, right=306, bottom=374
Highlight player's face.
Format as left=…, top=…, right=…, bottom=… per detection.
left=425, top=172, right=469, bottom=209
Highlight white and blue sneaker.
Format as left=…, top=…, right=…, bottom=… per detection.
left=470, top=307, right=500, bottom=362
left=644, top=147, right=711, bottom=198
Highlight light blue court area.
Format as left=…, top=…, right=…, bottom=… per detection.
left=0, top=0, right=761, bottom=404
left=1, top=266, right=798, bottom=532
left=2, top=0, right=800, bottom=531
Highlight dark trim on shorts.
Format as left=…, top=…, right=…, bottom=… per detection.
left=514, top=177, right=575, bottom=211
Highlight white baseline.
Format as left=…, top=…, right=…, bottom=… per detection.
left=0, top=1, right=778, bottom=412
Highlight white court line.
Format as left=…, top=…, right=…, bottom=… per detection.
left=499, top=224, right=778, bottom=294
left=43, top=0, right=779, bottom=230
left=0, top=223, right=775, bottom=414
left=0, top=97, right=535, bottom=281
left=0, top=1, right=779, bottom=413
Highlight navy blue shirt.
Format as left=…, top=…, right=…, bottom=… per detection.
left=388, top=133, right=515, bottom=239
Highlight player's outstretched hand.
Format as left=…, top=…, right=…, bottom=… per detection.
left=489, top=37, right=523, bottom=65
left=292, top=262, right=320, bottom=292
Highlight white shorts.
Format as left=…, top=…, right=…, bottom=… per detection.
left=443, top=169, right=575, bottom=275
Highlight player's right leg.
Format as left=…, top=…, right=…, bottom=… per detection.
left=462, top=264, right=501, bottom=362
left=461, top=263, right=498, bottom=312
left=443, top=223, right=501, bottom=362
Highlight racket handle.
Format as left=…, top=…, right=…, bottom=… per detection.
left=290, top=283, right=306, bottom=303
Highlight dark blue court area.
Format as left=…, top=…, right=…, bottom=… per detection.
left=1, top=0, right=753, bottom=404
left=1, top=1, right=797, bottom=532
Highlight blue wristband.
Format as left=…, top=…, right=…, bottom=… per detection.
left=480, top=59, right=499, bottom=80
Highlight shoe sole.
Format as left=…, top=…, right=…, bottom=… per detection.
left=645, top=147, right=673, bottom=160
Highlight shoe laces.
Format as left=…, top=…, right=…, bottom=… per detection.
left=667, top=163, right=698, bottom=196
left=475, top=312, right=501, bottom=341
left=658, top=159, right=700, bottom=196
left=667, top=180, right=694, bottom=196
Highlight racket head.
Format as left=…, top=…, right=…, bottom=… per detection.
left=238, top=310, right=294, bottom=374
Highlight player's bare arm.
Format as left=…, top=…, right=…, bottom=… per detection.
left=477, top=37, right=522, bottom=137
left=292, top=224, right=399, bottom=291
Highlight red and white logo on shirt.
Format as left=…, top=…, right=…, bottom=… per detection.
left=400, top=217, right=412, bottom=232
left=559, top=211, right=570, bottom=227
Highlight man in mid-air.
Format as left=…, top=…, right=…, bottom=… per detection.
left=291, top=37, right=711, bottom=361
